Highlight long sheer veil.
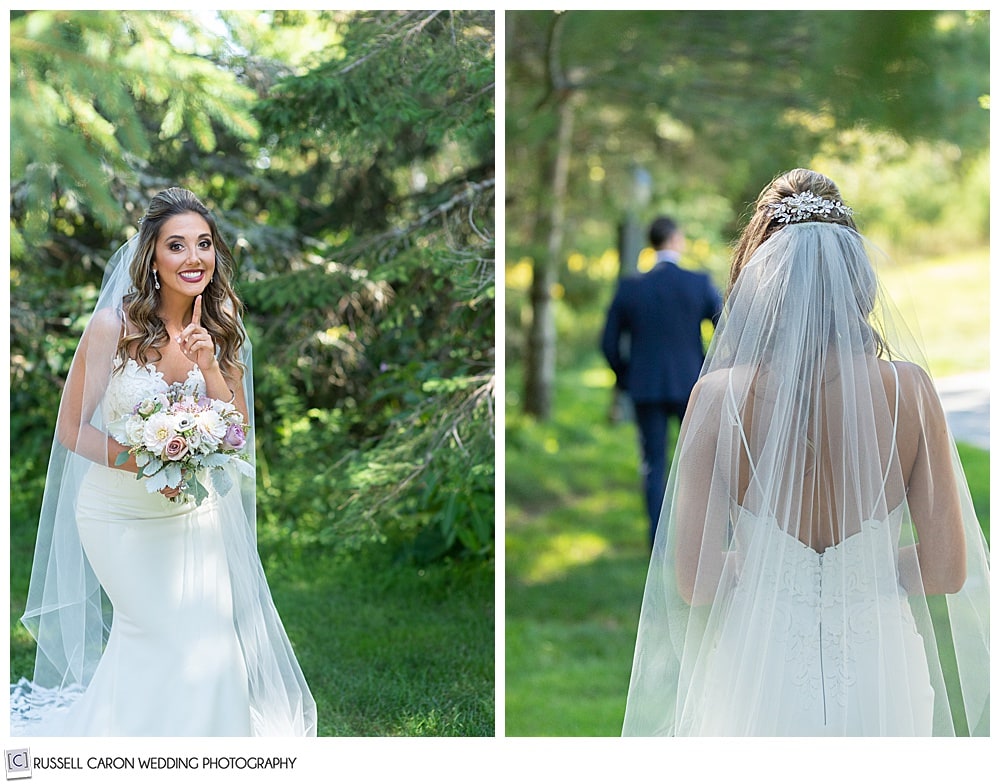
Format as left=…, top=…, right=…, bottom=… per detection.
left=621, top=222, right=989, bottom=736
left=15, top=234, right=317, bottom=736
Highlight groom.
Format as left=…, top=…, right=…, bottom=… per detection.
left=601, top=216, right=722, bottom=548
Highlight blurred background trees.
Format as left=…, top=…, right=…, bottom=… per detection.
left=10, top=9, right=495, bottom=564
left=505, top=10, right=989, bottom=417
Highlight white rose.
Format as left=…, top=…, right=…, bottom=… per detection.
left=125, top=416, right=146, bottom=446
left=107, top=416, right=128, bottom=445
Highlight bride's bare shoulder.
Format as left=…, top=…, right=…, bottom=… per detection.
left=82, top=307, right=124, bottom=344
left=690, top=368, right=727, bottom=398
left=690, top=366, right=754, bottom=407
left=881, top=359, right=934, bottom=395
left=881, top=359, right=949, bottom=438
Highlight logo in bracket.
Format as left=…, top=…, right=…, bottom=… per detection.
left=5, top=750, right=31, bottom=780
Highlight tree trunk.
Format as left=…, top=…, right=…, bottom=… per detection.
left=523, top=94, right=574, bottom=419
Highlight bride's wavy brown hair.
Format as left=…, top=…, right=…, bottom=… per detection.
left=118, top=187, right=246, bottom=380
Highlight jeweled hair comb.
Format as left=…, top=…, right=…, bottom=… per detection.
left=766, top=191, right=853, bottom=224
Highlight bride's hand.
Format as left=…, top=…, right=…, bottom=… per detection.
left=160, top=485, right=183, bottom=499
left=177, top=295, right=217, bottom=370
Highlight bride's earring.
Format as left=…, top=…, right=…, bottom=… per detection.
left=153, top=269, right=160, bottom=290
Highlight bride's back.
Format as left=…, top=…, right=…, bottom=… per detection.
left=733, top=357, right=916, bottom=552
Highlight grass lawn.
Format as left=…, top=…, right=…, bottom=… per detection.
left=505, top=361, right=654, bottom=736
left=878, top=249, right=989, bottom=380
left=268, top=547, right=494, bottom=736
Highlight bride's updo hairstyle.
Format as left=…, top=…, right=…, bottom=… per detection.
left=119, top=187, right=246, bottom=379
left=727, top=168, right=885, bottom=356
left=729, top=168, right=858, bottom=294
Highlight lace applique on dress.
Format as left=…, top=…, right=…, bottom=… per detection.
left=9, top=678, right=87, bottom=734
left=103, top=357, right=205, bottom=426
left=732, top=508, right=912, bottom=717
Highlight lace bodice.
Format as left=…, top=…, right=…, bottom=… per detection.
left=102, top=357, right=205, bottom=426
left=728, top=505, right=914, bottom=717
left=733, top=505, right=907, bottom=600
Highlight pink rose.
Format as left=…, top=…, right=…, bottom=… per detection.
left=163, top=436, right=189, bottom=461
left=222, top=423, right=246, bottom=450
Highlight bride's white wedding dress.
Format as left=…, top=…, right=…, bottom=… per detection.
left=12, top=359, right=252, bottom=736
left=684, top=513, right=935, bottom=735
left=703, top=509, right=934, bottom=735
left=672, top=365, right=933, bottom=736
left=623, top=223, right=988, bottom=737
left=16, top=233, right=316, bottom=737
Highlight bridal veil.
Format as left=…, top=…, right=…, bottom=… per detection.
left=621, top=218, right=989, bottom=736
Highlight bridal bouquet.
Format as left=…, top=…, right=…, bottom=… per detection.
left=109, top=386, right=253, bottom=506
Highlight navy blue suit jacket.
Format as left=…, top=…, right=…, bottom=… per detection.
left=601, top=261, right=722, bottom=404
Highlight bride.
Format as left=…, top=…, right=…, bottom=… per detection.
left=621, top=169, right=989, bottom=736
left=11, top=187, right=317, bottom=736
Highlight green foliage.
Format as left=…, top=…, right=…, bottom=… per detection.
left=11, top=10, right=496, bottom=570
left=807, top=11, right=989, bottom=153
left=253, top=10, right=494, bottom=239
left=506, top=10, right=989, bottom=272
left=10, top=10, right=258, bottom=244
left=813, top=136, right=988, bottom=256
left=246, top=239, right=495, bottom=563
left=257, top=11, right=493, bottom=159
left=234, top=10, right=496, bottom=561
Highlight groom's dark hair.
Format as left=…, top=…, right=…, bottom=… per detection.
left=649, top=216, right=679, bottom=250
